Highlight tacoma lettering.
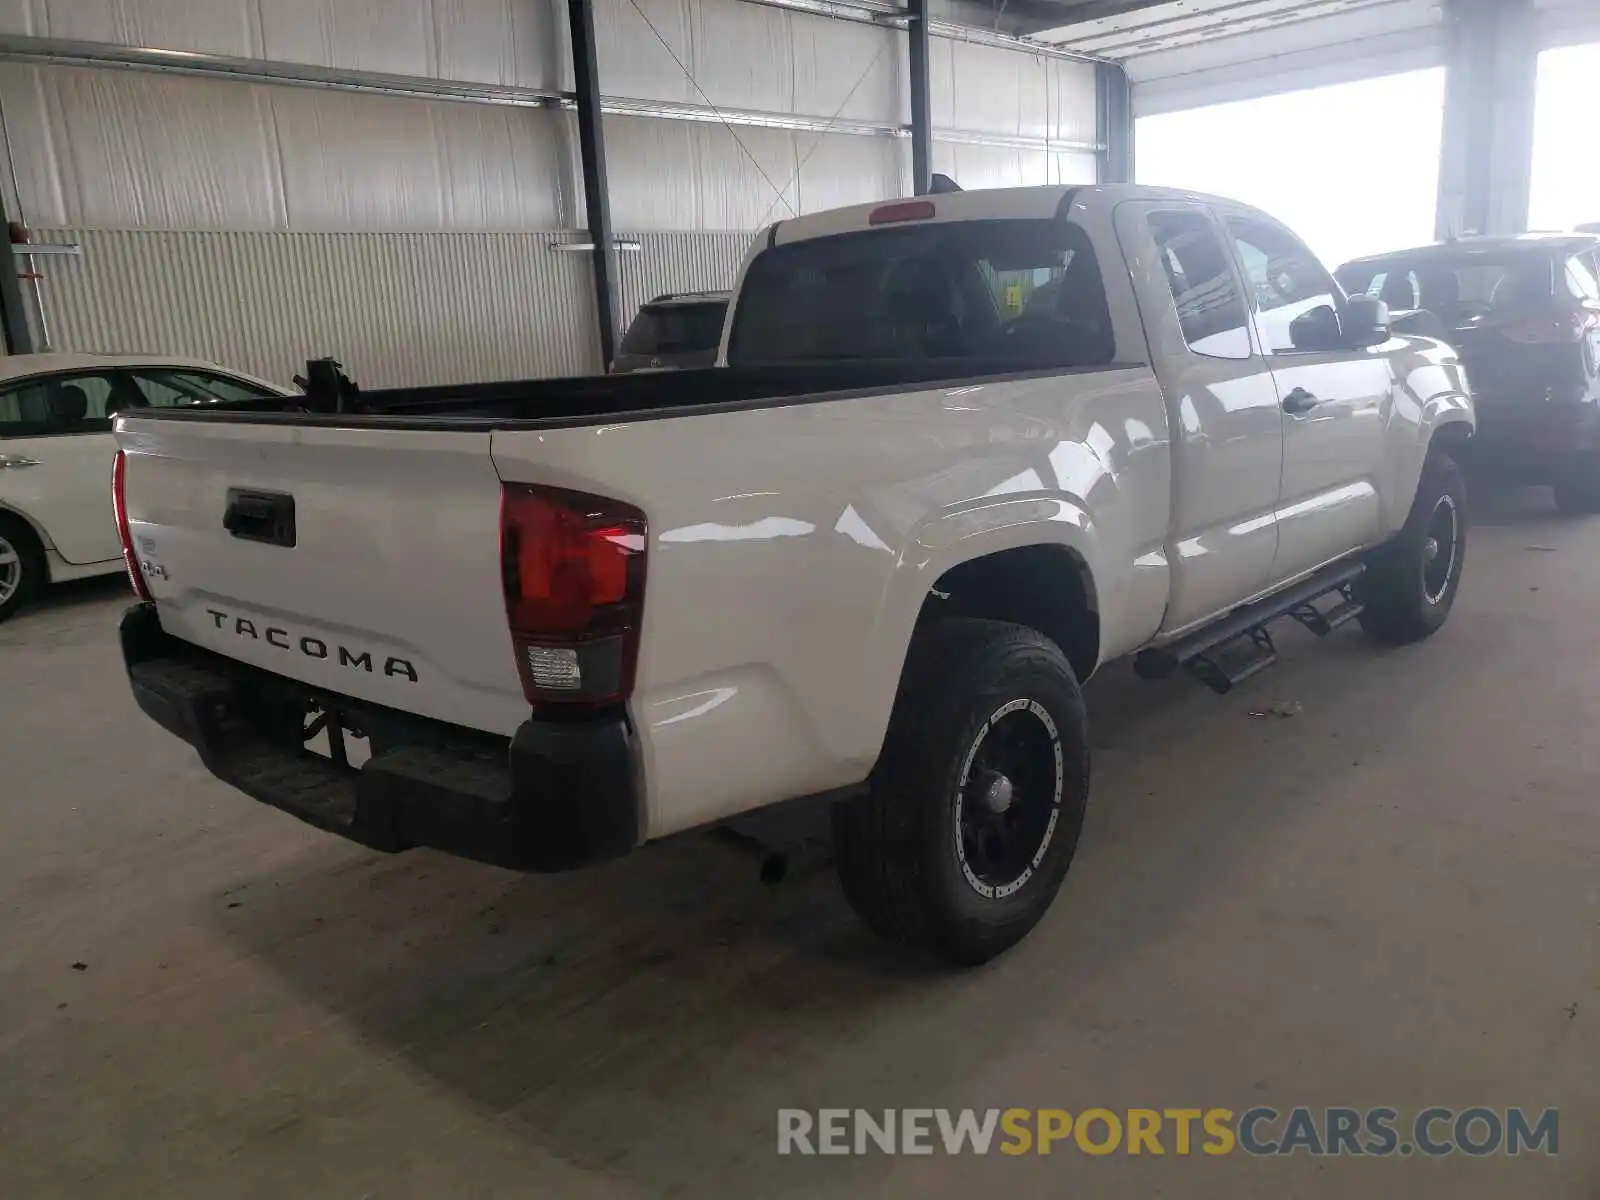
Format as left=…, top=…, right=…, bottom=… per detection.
left=197, top=608, right=417, bottom=682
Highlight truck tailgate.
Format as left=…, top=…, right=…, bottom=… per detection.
left=115, top=416, right=527, bottom=736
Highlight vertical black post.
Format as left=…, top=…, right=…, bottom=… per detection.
left=1095, top=62, right=1133, bottom=185
left=0, top=195, right=33, bottom=354
left=567, top=0, right=619, bottom=368
left=907, top=0, right=932, bottom=196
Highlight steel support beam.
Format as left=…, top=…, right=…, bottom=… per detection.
left=1435, top=0, right=1539, bottom=238
left=908, top=0, right=933, bottom=196
left=566, top=0, right=620, bottom=369
left=1096, top=61, right=1133, bottom=184
left=0, top=201, right=33, bottom=354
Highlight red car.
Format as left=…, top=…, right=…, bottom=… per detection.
left=1337, top=234, right=1600, bottom=512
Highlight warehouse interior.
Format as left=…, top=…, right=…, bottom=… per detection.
left=2, top=0, right=1599, bottom=1195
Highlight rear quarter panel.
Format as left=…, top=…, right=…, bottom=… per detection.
left=492, top=366, right=1172, bottom=839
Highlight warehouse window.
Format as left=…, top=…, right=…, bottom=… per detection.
left=728, top=219, right=1114, bottom=369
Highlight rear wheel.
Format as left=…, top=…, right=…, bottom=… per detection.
left=1357, top=452, right=1466, bottom=645
left=1553, top=453, right=1600, bottom=514
left=0, top=513, right=45, bottom=623
left=832, top=618, right=1090, bottom=966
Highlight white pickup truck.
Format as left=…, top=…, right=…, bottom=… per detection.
left=114, top=184, right=1474, bottom=964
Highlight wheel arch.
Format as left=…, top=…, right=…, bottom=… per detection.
left=920, top=542, right=1102, bottom=684
left=0, top=500, right=51, bottom=554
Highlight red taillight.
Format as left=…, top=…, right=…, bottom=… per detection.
left=869, top=200, right=936, bottom=225
left=499, top=484, right=646, bottom=709
left=1504, top=309, right=1593, bottom=345
left=112, top=450, right=152, bottom=602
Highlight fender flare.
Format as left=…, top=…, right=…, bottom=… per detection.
left=850, top=495, right=1106, bottom=762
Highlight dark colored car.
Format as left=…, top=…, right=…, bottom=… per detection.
left=611, top=291, right=731, bottom=374
left=1336, top=234, right=1600, bottom=512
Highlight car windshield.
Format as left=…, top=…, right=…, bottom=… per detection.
left=1335, top=253, right=1556, bottom=328
left=726, top=218, right=1115, bottom=369
left=619, top=302, right=728, bottom=356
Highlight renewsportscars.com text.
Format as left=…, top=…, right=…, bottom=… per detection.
left=777, top=1107, right=1559, bottom=1158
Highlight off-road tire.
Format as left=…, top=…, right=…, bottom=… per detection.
left=832, top=618, right=1090, bottom=966
left=1357, top=452, right=1466, bottom=645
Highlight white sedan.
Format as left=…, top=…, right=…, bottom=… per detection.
left=0, top=353, right=294, bottom=620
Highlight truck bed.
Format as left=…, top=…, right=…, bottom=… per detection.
left=132, top=357, right=1135, bottom=428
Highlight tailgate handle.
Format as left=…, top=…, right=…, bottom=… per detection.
left=223, top=489, right=296, bottom=548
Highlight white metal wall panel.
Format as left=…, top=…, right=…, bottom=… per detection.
left=933, top=141, right=1097, bottom=190
left=1047, top=58, right=1099, bottom=147
left=593, top=0, right=903, bottom=122
left=791, top=18, right=902, bottom=124
left=0, top=0, right=563, bottom=90
left=0, top=63, right=567, bottom=231
left=603, top=113, right=905, bottom=230
left=615, top=230, right=753, bottom=326
left=692, top=122, right=802, bottom=231
left=929, top=41, right=1098, bottom=145
left=794, top=133, right=905, bottom=216
left=0, top=0, right=258, bottom=55
left=31, top=227, right=597, bottom=386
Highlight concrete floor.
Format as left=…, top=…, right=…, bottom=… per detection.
left=0, top=481, right=1595, bottom=1199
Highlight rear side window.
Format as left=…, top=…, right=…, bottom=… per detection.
left=620, top=302, right=728, bottom=356
left=1226, top=217, right=1341, bottom=354
left=1564, top=254, right=1599, bottom=302
left=727, top=219, right=1115, bottom=369
left=0, top=373, right=119, bottom=437
left=1147, top=211, right=1251, bottom=360
left=134, top=370, right=279, bottom=406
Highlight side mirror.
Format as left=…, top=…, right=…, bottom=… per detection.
left=1342, top=294, right=1392, bottom=347
left=1288, top=303, right=1345, bottom=352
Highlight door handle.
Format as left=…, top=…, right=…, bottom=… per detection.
left=1281, top=388, right=1319, bottom=414
left=0, top=454, right=41, bottom=469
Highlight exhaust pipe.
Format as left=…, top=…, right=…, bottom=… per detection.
left=710, top=826, right=789, bottom=885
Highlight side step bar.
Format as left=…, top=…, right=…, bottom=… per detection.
left=1134, top=561, right=1366, bottom=695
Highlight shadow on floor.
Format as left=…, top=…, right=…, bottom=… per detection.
left=204, top=596, right=1478, bottom=1191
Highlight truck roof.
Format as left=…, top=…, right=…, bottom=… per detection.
left=767, top=183, right=1251, bottom=247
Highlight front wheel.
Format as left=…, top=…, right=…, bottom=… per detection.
left=1357, top=452, right=1467, bottom=645
left=832, top=618, right=1090, bottom=966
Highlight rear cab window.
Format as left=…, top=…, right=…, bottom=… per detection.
left=620, top=302, right=729, bottom=357
left=727, top=218, right=1115, bottom=370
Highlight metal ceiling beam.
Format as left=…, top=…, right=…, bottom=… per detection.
left=1031, top=0, right=1181, bottom=29
left=0, top=34, right=1099, bottom=152
left=908, top=0, right=933, bottom=195
left=734, top=0, right=1112, bottom=63
left=566, top=0, right=620, bottom=370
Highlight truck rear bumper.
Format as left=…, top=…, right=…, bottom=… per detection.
left=120, top=603, right=642, bottom=872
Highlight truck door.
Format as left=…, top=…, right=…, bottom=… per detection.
left=1115, top=201, right=1285, bottom=635
left=1223, top=214, right=1388, bottom=584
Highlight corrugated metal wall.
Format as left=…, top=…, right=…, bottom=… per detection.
left=32, top=227, right=596, bottom=386
left=616, top=232, right=755, bottom=323
left=0, top=0, right=1102, bottom=383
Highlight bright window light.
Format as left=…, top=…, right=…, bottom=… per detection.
left=1529, top=42, right=1600, bottom=233
left=1136, top=70, right=1446, bottom=270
